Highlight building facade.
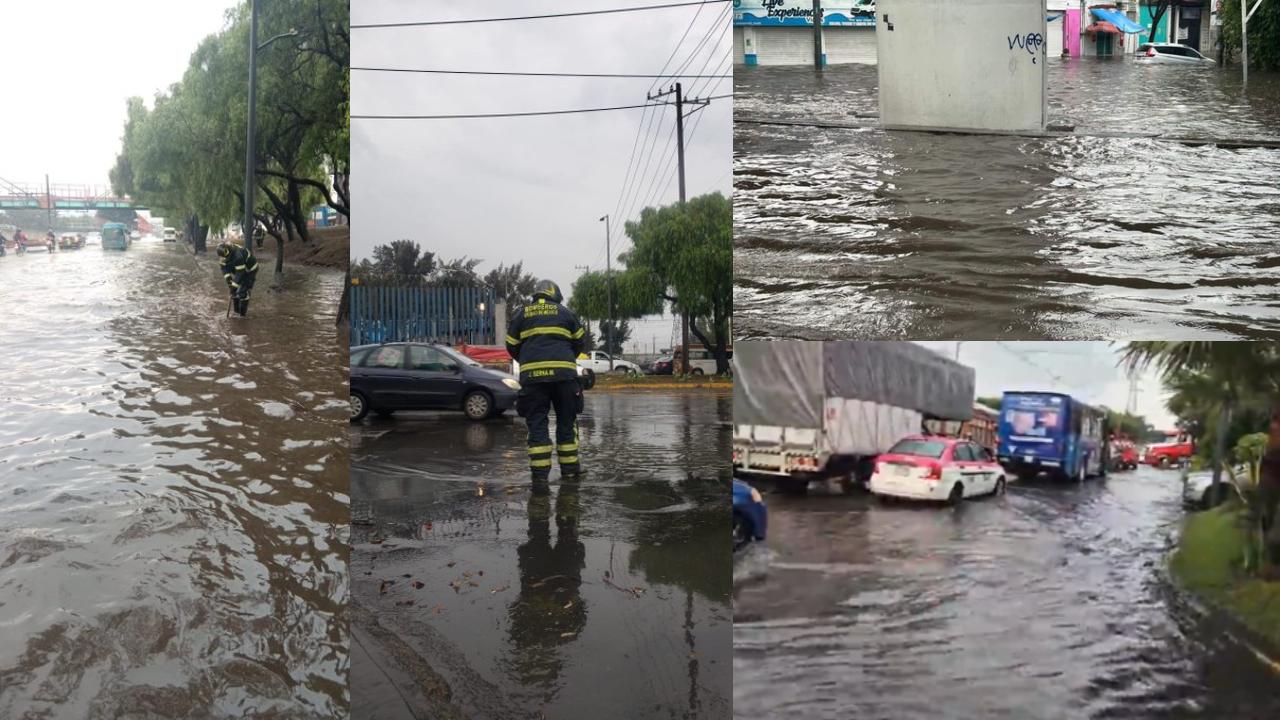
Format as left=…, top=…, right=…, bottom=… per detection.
left=733, top=0, right=877, bottom=66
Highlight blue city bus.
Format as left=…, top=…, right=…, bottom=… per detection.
left=997, top=392, right=1108, bottom=481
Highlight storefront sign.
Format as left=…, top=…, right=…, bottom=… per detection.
left=733, top=0, right=877, bottom=27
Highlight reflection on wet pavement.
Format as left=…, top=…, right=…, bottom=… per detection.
left=0, top=241, right=348, bottom=718
left=350, top=392, right=732, bottom=719
left=734, top=60, right=1280, bottom=339
left=733, top=467, right=1280, bottom=719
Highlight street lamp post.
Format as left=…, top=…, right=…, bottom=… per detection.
left=599, top=214, right=614, bottom=371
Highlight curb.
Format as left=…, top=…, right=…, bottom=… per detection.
left=1162, top=557, right=1280, bottom=676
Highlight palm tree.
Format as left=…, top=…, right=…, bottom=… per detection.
left=1120, top=341, right=1280, bottom=568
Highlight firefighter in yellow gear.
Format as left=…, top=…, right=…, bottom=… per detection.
left=505, top=279, right=587, bottom=482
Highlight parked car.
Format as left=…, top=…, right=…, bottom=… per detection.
left=852, top=0, right=876, bottom=17
left=578, top=350, right=640, bottom=375
left=162, top=227, right=177, bottom=242
left=1136, top=43, right=1214, bottom=65
left=732, top=478, right=768, bottom=550
left=648, top=355, right=674, bottom=375
left=869, top=435, right=1007, bottom=505
left=671, top=347, right=731, bottom=375
left=1182, top=466, right=1246, bottom=510
left=350, top=342, right=520, bottom=421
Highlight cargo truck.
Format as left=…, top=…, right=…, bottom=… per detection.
left=732, top=342, right=976, bottom=494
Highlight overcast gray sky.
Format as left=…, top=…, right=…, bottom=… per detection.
left=3, top=1, right=237, bottom=188
left=350, top=0, right=733, bottom=352
left=915, top=341, right=1177, bottom=429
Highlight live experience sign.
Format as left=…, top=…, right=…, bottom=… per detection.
left=733, top=0, right=878, bottom=27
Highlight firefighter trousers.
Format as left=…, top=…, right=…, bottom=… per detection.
left=517, top=380, right=583, bottom=479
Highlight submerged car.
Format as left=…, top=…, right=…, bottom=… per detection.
left=350, top=342, right=520, bottom=421
left=869, top=435, right=1007, bottom=505
left=1136, top=43, right=1214, bottom=64
left=733, top=478, right=767, bottom=550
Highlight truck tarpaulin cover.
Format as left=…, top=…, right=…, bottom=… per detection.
left=734, top=342, right=976, bottom=428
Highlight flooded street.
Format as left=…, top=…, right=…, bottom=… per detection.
left=350, top=392, right=732, bottom=719
left=734, top=60, right=1280, bottom=339
left=0, top=240, right=348, bottom=718
left=733, top=467, right=1280, bottom=719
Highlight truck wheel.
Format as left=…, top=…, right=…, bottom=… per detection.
left=580, top=369, right=596, bottom=391
left=1159, top=456, right=1171, bottom=469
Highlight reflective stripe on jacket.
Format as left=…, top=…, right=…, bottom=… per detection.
left=220, top=246, right=259, bottom=287
left=505, top=297, right=586, bottom=384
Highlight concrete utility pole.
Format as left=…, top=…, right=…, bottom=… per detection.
left=242, top=0, right=260, bottom=255
left=813, top=0, right=824, bottom=70
left=1241, top=0, right=1265, bottom=85
left=241, top=2, right=299, bottom=255
left=647, top=82, right=710, bottom=375
left=599, top=214, right=614, bottom=371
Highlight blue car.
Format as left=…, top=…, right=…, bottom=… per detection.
left=733, top=478, right=767, bottom=550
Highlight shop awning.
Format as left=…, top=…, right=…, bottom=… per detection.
left=1089, top=7, right=1146, bottom=33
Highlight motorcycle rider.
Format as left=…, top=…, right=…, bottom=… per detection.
left=505, top=280, right=587, bottom=484
left=216, top=241, right=259, bottom=317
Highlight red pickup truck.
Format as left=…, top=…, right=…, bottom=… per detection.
left=1142, top=432, right=1194, bottom=468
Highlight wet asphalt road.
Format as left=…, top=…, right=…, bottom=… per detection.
left=0, top=239, right=348, bottom=718
left=733, top=467, right=1280, bottom=719
left=734, top=59, right=1280, bottom=339
left=349, top=391, right=733, bottom=719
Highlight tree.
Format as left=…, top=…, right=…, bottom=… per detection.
left=110, top=0, right=349, bottom=278
left=1121, top=341, right=1280, bottom=569
left=484, top=262, right=537, bottom=311
left=977, top=396, right=1002, bottom=411
left=618, top=192, right=732, bottom=374
left=598, top=319, right=631, bottom=356
left=1218, top=0, right=1280, bottom=71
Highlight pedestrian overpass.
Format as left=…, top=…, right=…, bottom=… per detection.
left=0, top=177, right=145, bottom=210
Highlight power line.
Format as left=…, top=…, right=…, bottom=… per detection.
left=616, top=7, right=729, bottom=226
left=611, top=0, right=720, bottom=234
left=352, top=95, right=729, bottom=120
left=352, top=0, right=730, bottom=29
left=351, top=67, right=731, bottom=79
left=352, top=101, right=673, bottom=120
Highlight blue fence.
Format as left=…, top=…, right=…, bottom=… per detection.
left=350, top=285, right=498, bottom=346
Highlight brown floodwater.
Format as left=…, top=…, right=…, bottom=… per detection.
left=734, top=59, right=1280, bottom=339
left=0, top=240, right=349, bottom=718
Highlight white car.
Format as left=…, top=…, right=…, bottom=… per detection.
left=852, top=0, right=875, bottom=17
left=1182, top=466, right=1245, bottom=509
left=869, top=435, right=1007, bottom=505
left=1137, top=43, right=1214, bottom=65
left=162, top=227, right=177, bottom=242
left=578, top=350, right=640, bottom=375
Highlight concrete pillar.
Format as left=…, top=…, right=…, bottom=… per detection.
left=495, top=301, right=507, bottom=346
